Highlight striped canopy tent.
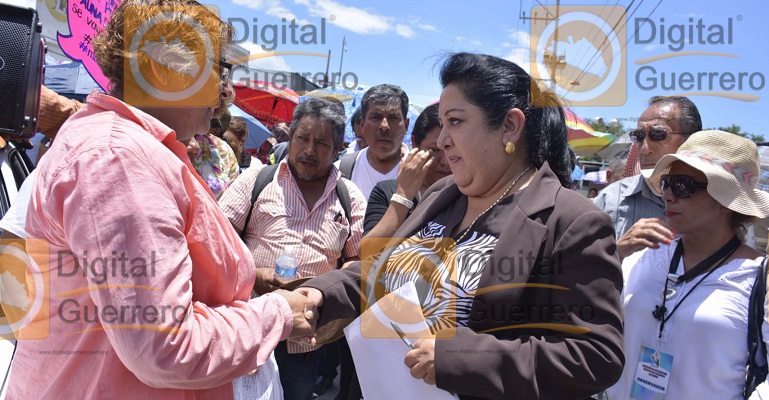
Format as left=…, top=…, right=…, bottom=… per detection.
left=564, top=108, right=616, bottom=156
left=757, top=145, right=769, bottom=192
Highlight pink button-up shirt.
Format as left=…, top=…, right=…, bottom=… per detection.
left=8, top=92, right=293, bottom=399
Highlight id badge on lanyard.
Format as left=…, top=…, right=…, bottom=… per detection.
left=629, top=343, right=674, bottom=400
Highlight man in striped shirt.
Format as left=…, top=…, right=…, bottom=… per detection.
left=219, top=98, right=366, bottom=400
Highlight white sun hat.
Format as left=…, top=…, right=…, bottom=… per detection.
left=648, top=130, right=769, bottom=218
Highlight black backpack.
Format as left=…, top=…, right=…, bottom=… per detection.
left=238, top=164, right=353, bottom=268
left=745, top=257, right=768, bottom=399
left=338, top=150, right=359, bottom=179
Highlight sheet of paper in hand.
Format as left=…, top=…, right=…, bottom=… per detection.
left=343, top=281, right=457, bottom=400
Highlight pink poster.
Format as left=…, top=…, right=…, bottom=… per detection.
left=57, top=0, right=123, bottom=92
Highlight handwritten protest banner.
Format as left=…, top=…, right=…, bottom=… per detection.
left=57, top=0, right=122, bottom=91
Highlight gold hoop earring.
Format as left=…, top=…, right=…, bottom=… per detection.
left=505, top=141, right=515, bottom=154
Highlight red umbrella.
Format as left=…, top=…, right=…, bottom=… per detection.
left=232, top=81, right=300, bottom=127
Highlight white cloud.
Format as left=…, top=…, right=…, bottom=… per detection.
left=232, top=0, right=425, bottom=39
left=395, top=24, right=416, bottom=38
left=232, top=0, right=310, bottom=25
left=471, top=40, right=482, bottom=46
left=455, top=36, right=466, bottom=41
left=508, top=30, right=530, bottom=44
left=301, top=0, right=392, bottom=35
left=644, top=44, right=661, bottom=52
left=418, top=24, right=439, bottom=32
left=238, top=41, right=292, bottom=72
left=504, top=47, right=531, bottom=73
left=675, top=13, right=706, bottom=18
left=502, top=30, right=532, bottom=73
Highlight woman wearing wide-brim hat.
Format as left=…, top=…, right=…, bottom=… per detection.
left=607, top=130, right=769, bottom=400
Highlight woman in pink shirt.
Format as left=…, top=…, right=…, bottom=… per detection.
left=6, top=2, right=313, bottom=398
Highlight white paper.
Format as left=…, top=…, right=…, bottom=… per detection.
left=343, top=281, right=457, bottom=400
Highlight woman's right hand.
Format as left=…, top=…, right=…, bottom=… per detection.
left=396, top=149, right=435, bottom=200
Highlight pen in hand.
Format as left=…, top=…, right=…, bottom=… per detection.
left=390, top=321, right=414, bottom=349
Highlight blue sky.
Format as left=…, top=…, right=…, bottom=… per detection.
left=217, top=0, right=767, bottom=135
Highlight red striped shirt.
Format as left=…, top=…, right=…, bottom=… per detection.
left=219, top=160, right=366, bottom=352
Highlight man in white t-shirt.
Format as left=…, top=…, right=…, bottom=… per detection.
left=341, top=84, right=410, bottom=200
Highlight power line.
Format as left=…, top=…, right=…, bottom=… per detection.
left=570, top=0, right=646, bottom=93
left=568, top=0, right=638, bottom=90
left=533, top=0, right=557, bottom=19
left=566, top=0, right=623, bottom=87
left=569, top=0, right=666, bottom=102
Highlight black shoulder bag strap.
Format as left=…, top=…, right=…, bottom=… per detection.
left=239, top=164, right=279, bottom=241
left=745, top=256, right=768, bottom=399
left=334, top=178, right=353, bottom=269
left=339, top=151, right=358, bottom=179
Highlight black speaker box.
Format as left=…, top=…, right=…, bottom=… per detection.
left=0, top=4, right=45, bottom=138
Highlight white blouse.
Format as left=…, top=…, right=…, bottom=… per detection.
left=607, top=240, right=765, bottom=400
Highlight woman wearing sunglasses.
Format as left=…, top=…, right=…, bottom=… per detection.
left=606, top=130, right=769, bottom=400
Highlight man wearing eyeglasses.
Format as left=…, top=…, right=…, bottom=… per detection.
left=594, top=96, right=702, bottom=259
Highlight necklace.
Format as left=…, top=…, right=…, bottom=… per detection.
left=455, top=165, right=533, bottom=244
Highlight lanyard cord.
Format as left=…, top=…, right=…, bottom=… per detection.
left=654, top=235, right=741, bottom=339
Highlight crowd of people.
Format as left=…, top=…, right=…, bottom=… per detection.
left=1, top=1, right=768, bottom=399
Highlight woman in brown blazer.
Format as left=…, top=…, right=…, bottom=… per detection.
left=298, top=53, right=625, bottom=399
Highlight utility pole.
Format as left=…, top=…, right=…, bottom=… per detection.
left=520, top=0, right=563, bottom=91
left=337, top=36, right=346, bottom=87
left=324, top=49, right=331, bottom=88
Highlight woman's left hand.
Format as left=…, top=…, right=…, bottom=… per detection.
left=404, top=338, right=436, bottom=385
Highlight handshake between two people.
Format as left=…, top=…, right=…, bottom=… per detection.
left=254, top=267, right=325, bottom=345
left=275, top=287, right=324, bottom=345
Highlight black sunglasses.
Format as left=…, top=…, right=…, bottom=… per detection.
left=660, top=174, right=708, bottom=198
left=629, top=128, right=686, bottom=143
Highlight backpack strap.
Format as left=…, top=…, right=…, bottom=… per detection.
left=745, top=256, right=768, bottom=399
left=239, top=164, right=279, bottom=241
left=334, top=178, right=353, bottom=269
left=339, top=151, right=359, bottom=179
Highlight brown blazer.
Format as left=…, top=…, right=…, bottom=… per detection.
left=303, top=162, right=624, bottom=399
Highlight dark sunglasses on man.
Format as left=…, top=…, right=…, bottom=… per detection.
left=629, top=128, right=687, bottom=143
left=660, top=174, right=708, bottom=198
